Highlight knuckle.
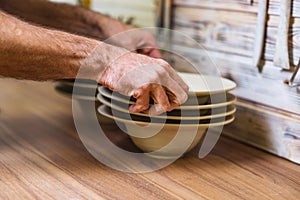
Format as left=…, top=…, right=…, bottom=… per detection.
left=180, top=92, right=189, bottom=104
left=156, top=66, right=168, bottom=77
left=140, top=84, right=151, bottom=91
left=151, top=83, right=161, bottom=90
left=154, top=104, right=168, bottom=114
left=148, top=75, right=159, bottom=84
left=164, top=106, right=172, bottom=113
left=183, top=84, right=189, bottom=93
left=136, top=104, right=149, bottom=111
left=156, top=59, right=170, bottom=68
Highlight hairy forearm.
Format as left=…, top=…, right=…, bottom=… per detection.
left=0, top=0, right=114, bottom=40
left=0, top=11, right=102, bottom=80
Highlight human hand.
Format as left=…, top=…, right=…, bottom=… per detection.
left=83, top=44, right=188, bottom=115
left=100, top=52, right=188, bottom=115
left=100, top=19, right=162, bottom=59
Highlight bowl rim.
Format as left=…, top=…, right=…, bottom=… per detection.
left=98, top=86, right=237, bottom=110
left=97, top=105, right=235, bottom=127
left=56, top=79, right=99, bottom=89
left=97, top=94, right=236, bottom=120
left=55, top=86, right=97, bottom=101
left=177, top=72, right=236, bottom=94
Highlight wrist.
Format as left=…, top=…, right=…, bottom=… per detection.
left=80, top=42, right=129, bottom=80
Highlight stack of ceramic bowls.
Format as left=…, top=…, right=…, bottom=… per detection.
left=54, top=79, right=99, bottom=101
left=55, top=79, right=117, bottom=124
left=97, top=72, right=237, bottom=158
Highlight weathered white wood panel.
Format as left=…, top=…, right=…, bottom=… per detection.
left=165, top=44, right=300, bottom=114
left=170, top=0, right=300, bottom=164
left=223, top=99, right=300, bottom=164
left=173, top=7, right=300, bottom=65
left=174, top=0, right=300, bottom=18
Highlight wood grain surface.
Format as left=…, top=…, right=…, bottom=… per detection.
left=0, top=79, right=299, bottom=199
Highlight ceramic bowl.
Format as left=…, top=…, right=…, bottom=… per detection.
left=98, top=86, right=236, bottom=110
left=177, top=72, right=236, bottom=95
left=98, top=86, right=210, bottom=106
left=98, top=105, right=235, bottom=158
left=71, top=97, right=114, bottom=125
left=98, top=72, right=236, bottom=106
left=55, top=85, right=97, bottom=101
left=97, top=93, right=236, bottom=120
left=56, top=79, right=99, bottom=89
left=55, top=84, right=113, bottom=124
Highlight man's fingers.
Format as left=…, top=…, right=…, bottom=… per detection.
left=159, top=71, right=188, bottom=107
left=128, top=80, right=184, bottom=116
left=128, top=86, right=150, bottom=113
left=149, top=49, right=162, bottom=59
left=138, top=48, right=162, bottom=59
left=147, top=84, right=171, bottom=115
left=155, top=59, right=189, bottom=93
left=128, top=69, right=188, bottom=115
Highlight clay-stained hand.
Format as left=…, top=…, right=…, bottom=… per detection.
left=98, top=51, right=189, bottom=115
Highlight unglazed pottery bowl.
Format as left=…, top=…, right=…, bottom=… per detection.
left=98, top=105, right=235, bottom=158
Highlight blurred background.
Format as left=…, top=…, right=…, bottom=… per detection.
left=49, top=0, right=157, bottom=27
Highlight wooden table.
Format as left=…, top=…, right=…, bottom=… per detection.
left=0, top=79, right=299, bottom=199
